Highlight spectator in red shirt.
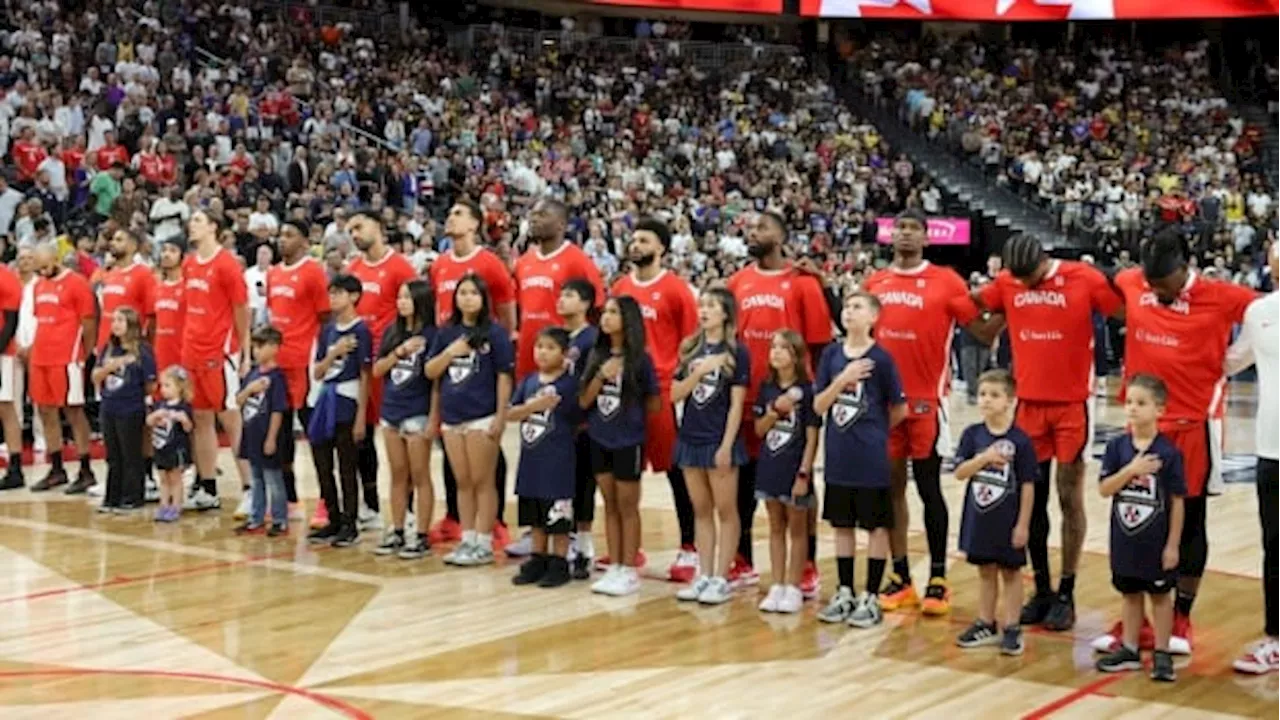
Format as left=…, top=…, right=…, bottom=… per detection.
left=96, top=131, right=129, bottom=171
left=11, top=128, right=47, bottom=184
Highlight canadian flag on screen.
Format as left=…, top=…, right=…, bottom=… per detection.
left=803, top=0, right=1276, bottom=18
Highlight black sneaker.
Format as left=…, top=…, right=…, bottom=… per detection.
left=398, top=533, right=429, bottom=559
left=374, top=530, right=406, bottom=556
left=1150, top=650, right=1176, bottom=682
left=1096, top=645, right=1143, bottom=673
left=29, top=468, right=68, bottom=492
left=112, top=502, right=142, bottom=514
left=572, top=554, right=592, bottom=580
left=64, top=470, right=97, bottom=495
left=267, top=524, right=288, bottom=538
left=331, top=523, right=360, bottom=548
left=956, top=620, right=1000, bottom=648
left=0, top=470, right=24, bottom=491
left=1042, top=595, right=1076, bottom=631
left=538, top=556, right=572, bottom=588
left=1001, top=626, right=1025, bottom=656
left=513, top=554, right=549, bottom=586
left=1019, top=592, right=1055, bottom=626
left=308, top=524, right=341, bottom=544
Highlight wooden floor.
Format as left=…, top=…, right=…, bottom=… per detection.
left=0, top=382, right=1274, bottom=719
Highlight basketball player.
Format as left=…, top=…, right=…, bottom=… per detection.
left=27, top=243, right=98, bottom=493
left=182, top=209, right=251, bottom=511
left=152, top=236, right=186, bottom=377
left=346, top=211, right=417, bottom=531
left=1088, top=230, right=1259, bottom=656
left=267, top=220, right=330, bottom=517
left=427, top=199, right=517, bottom=546
left=974, top=234, right=1122, bottom=631
left=727, top=212, right=833, bottom=593
left=611, top=217, right=699, bottom=580
left=0, top=262, right=24, bottom=490
left=863, top=209, right=990, bottom=615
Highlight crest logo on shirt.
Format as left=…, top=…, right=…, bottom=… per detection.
left=448, top=351, right=478, bottom=384
left=972, top=440, right=1016, bottom=511
left=831, top=381, right=865, bottom=429
left=324, top=355, right=347, bottom=381
left=243, top=387, right=265, bottom=423
left=152, top=418, right=172, bottom=450
left=1116, top=473, right=1160, bottom=534
left=390, top=350, right=422, bottom=386
left=765, top=386, right=805, bottom=453
left=520, top=386, right=557, bottom=447
left=691, top=357, right=723, bottom=407
left=597, top=373, right=622, bottom=418
left=104, top=364, right=127, bottom=394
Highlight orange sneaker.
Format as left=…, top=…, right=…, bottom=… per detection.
left=308, top=501, right=329, bottom=529
left=879, top=573, right=919, bottom=611
left=492, top=522, right=512, bottom=551
left=428, top=516, right=462, bottom=544
left=920, top=577, right=951, bottom=616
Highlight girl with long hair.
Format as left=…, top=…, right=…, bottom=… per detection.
left=92, top=307, right=157, bottom=513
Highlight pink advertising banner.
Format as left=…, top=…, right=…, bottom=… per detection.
left=875, top=217, right=972, bottom=246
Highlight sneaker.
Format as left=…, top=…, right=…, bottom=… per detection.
left=331, top=524, right=360, bottom=548
left=29, top=468, right=68, bottom=492
left=921, top=577, right=951, bottom=616
left=288, top=503, right=305, bottom=520
left=64, top=469, right=97, bottom=495
left=491, top=522, right=511, bottom=551
left=309, top=502, right=330, bottom=529
left=880, top=574, right=919, bottom=611
left=676, top=575, right=713, bottom=602
left=184, top=487, right=221, bottom=512
left=1233, top=638, right=1280, bottom=674
left=267, top=524, right=288, bottom=537
left=1019, top=592, right=1055, bottom=626
left=956, top=620, right=1000, bottom=648
left=1042, top=594, right=1075, bottom=631
left=506, top=530, right=534, bottom=558
left=513, top=555, right=549, bottom=586
left=443, top=540, right=476, bottom=566
left=404, top=511, right=417, bottom=537
left=96, top=502, right=117, bottom=514
left=1151, top=650, right=1176, bottom=682
left=86, top=483, right=104, bottom=498
left=799, top=562, right=821, bottom=600
left=308, top=524, right=341, bottom=544
left=775, top=585, right=804, bottom=614
left=0, top=470, right=25, bottom=491
left=1170, top=613, right=1193, bottom=655
left=143, top=477, right=160, bottom=503
left=1001, top=626, right=1025, bottom=656
left=455, top=541, right=495, bottom=567
left=612, top=566, right=641, bottom=596
left=374, top=530, right=406, bottom=556
left=1092, top=618, right=1157, bottom=653
left=759, top=584, right=784, bottom=612
left=572, top=554, right=592, bottom=580
left=726, top=555, right=759, bottom=588
left=428, top=516, right=463, bottom=544
left=358, top=504, right=382, bottom=531
left=234, top=493, right=252, bottom=520
left=591, top=565, right=624, bottom=595
left=537, top=556, right=572, bottom=588
left=597, top=549, right=649, bottom=573
left=697, top=576, right=733, bottom=605
left=848, top=593, right=883, bottom=629
left=398, top=534, right=430, bottom=560
left=1096, top=645, right=1143, bottom=673
left=234, top=522, right=264, bottom=535
left=818, top=586, right=857, bottom=623
left=667, top=545, right=700, bottom=583
left=112, top=503, right=142, bottom=515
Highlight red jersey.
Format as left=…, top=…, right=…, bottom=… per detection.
left=611, top=270, right=698, bottom=388
left=97, top=143, right=128, bottom=170
left=0, top=266, right=21, bottom=356
left=267, top=257, right=330, bottom=369
left=31, top=270, right=95, bottom=366
left=428, top=246, right=516, bottom=327
left=156, top=154, right=178, bottom=186
left=153, top=278, right=185, bottom=373
left=1115, top=268, right=1257, bottom=422
left=864, top=261, right=980, bottom=401
left=348, top=250, right=417, bottom=348
left=978, top=260, right=1121, bottom=403
left=136, top=152, right=162, bottom=186
left=513, top=242, right=605, bottom=377
left=60, top=147, right=85, bottom=174
left=181, top=248, right=248, bottom=364
left=96, top=262, right=156, bottom=351
left=12, top=141, right=46, bottom=181
left=726, top=264, right=833, bottom=404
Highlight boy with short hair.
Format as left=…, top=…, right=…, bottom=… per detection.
left=557, top=278, right=600, bottom=579
left=235, top=326, right=290, bottom=536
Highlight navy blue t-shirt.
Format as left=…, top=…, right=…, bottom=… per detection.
left=676, top=342, right=751, bottom=446
left=429, top=323, right=515, bottom=425
left=956, top=422, right=1039, bottom=567
left=238, top=366, right=289, bottom=467
left=565, top=325, right=599, bottom=380
left=513, top=371, right=580, bottom=500
left=314, top=318, right=373, bottom=425
left=1100, top=433, right=1187, bottom=581
left=753, top=380, right=821, bottom=497
left=151, top=399, right=192, bottom=459
left=586, top=351, right=659, bottom=450
left=815, top=342, right=904, bottom=489
left=99, top=344, right=157, bottom=417
left=379, top=326, right=436, bottom=424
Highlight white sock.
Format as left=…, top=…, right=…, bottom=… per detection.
left=462, top=529, right=477, bottom=544
left=477, top=532, right=492, bottom=548
left=577, top=531, right=594, bottom=558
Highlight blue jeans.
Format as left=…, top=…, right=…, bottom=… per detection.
left=251, top=464, right=286, bottom=527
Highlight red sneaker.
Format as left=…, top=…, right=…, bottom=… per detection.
left=1171, top=613, right=1193, bottom=656
left=726, top=554, right=759, bottom=588
left=666, top=544, right=699, bottom=583
left=799, top=561, right=821, bottom=599
left=428, top=516, right=462, bottom=544
left=634, top=548, right=648, bottom=570
left=1091, top=617, right=1156, bottom=653
left=492, top=522, right=511, bottom=551
left=594, top=549, right=648, bottom=572
left=308, top=501, right=329, bottom=530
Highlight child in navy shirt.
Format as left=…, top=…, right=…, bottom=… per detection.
left=93, top=308, right=157, bottom=514
left=558, top=278, right=601, bottom=578
left=1096, top=374, right=1186, bottom=683
left=580, top=296, right=659, bottom=598
left=307, top=274, right=373, bottom=548
left=425, top=273, right=514, bottom=568
left=953, top=369, right=1038, bottom=655
left=815, top=292, right=906, bottom=629
left=235, top=326, right=290, bottom=536
left=148, top=367, right=193, bottom=522
left=509, top=328, right=581, bottom=589
left=672, top=288, right=750, bottom=606
left=753, top=329, right=820, bottom=615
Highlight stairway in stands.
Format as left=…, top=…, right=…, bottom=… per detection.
left=1240, top=105, right=1278, bottom=191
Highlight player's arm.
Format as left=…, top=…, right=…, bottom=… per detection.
left=0, top=309, right=18, bottom=357
left=968, top=281, right=1007, bottom=346
left=1090, top=264, right=1126, bottom=320
left=141, top=273, right=157, bottom=341
left=79, top=285, right=97, bottom=366
left=882, top=354, right=907, bottom=429
left=796, top=274, right=834, bottom=349
left=1225, top=303, right=1259, bottom=377
left=484, top=256, right=517, bottom=332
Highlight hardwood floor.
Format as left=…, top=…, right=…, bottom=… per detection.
left=0, top=384, right=1274, bottom=719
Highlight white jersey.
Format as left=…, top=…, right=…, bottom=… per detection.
left=1227, top=292, right=1279, bottom=459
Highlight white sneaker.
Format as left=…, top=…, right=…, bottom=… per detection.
left=505, top=530, right=534, bottom=557
left=234, top=493, right=252, bottom=520
left=87, top=483, right=104, bottom=498
left=667, top=548, right=700, bottom=582
left=1095, top=378, right=1108, bottom=397
left=443, top=541, right=475, bottom=566
left=184, top=487, right=221, bottom=511
left=613, top=567, right=641, bottom=596
left=1169, top=634, right=1192, bottom=656
left=405, top=511, right=417, bottom=536
left=358, top=505, right=382, bottom=531
left=776, top=585, right=804, bottom=614
left=758, top=584, right=784, bottom=612
left=848, top=592, right=883, bottom=628
left=144, top=477, right=160, bottom=503
left=697, top=576, right=733, bottom=605
left=1233, top=638, right=1280, bottom=674
left=591, top=565, right=623, bottom=595
left=455, top=541, right=494, bottom=567
left=676, top=575, right=712, bottom=602
left=818, top=586, right=857, bottom=623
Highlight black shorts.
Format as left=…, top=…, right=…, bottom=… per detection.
left=518, top=497, right=574, bottom=535
left=823, top=485, right=893, bottom=530
left=967, top=555, right=1025, bottom=570
left=573, top=431, right=596, bottom=523
left=589, top=438, right=644, bottom=481
left=154, top=447, right=191, bottom=471
left=1112, top=572, right=1177, bottom=596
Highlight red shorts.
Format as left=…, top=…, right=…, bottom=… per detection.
left=889, top=397, right=950, bottom=460
left=646, top=396, right=677, bottom=472
left=187, top=357, right=238, bottom=412
left=365, top=375, right=382, bottom=426
left=1160, top=418, right=1222, bottom=498
left=29, top=363, right=86, bottom=408
left=281, top=365, right=313, bottom=411
left=1016, top=399, right=1092, bottom=464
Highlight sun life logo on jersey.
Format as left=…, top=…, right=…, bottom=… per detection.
left=1116, top=472, right=1160, bottom=534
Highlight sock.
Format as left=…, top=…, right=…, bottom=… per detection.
left=892, top=556, right=911, bottom=585
left=577, top=531, right=595, bottom=558
left=837, top=556, right=854, bottom=590
left=867, top=558, right=886, bottom=595
left=51, top=454, right=63, bottom=471
left=143, top=457, right=153, bottom=478
left=462, top=529, right=477, bottom=544
left=1034, top=569, right=1052, bottom=597
left=8, top=452, right=20, bottom=472
left=78, top=453, right=90, bottom=470
left=1058, top=574, right=1076, bottom=599
left=1174, top=589, right=1195, bottom=617
left=477, top=532, right=492, bottom=548
left=807, top=533, right=817, bottom=563
left=929, top=560, right=946, bottom=580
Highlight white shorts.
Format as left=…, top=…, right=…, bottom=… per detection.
left=380, top=415, right=429, bottom=435
left=0, top=355, right=20, bottom=404
left=440, top=415, right=495, bottom=434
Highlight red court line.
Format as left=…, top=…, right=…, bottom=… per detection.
left=1020, top=674, right=1125, bottom=719
left=0, top=668, right=373, bottom=719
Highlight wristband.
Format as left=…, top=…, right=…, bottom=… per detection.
left=796, top=470, right=810, bottom=481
